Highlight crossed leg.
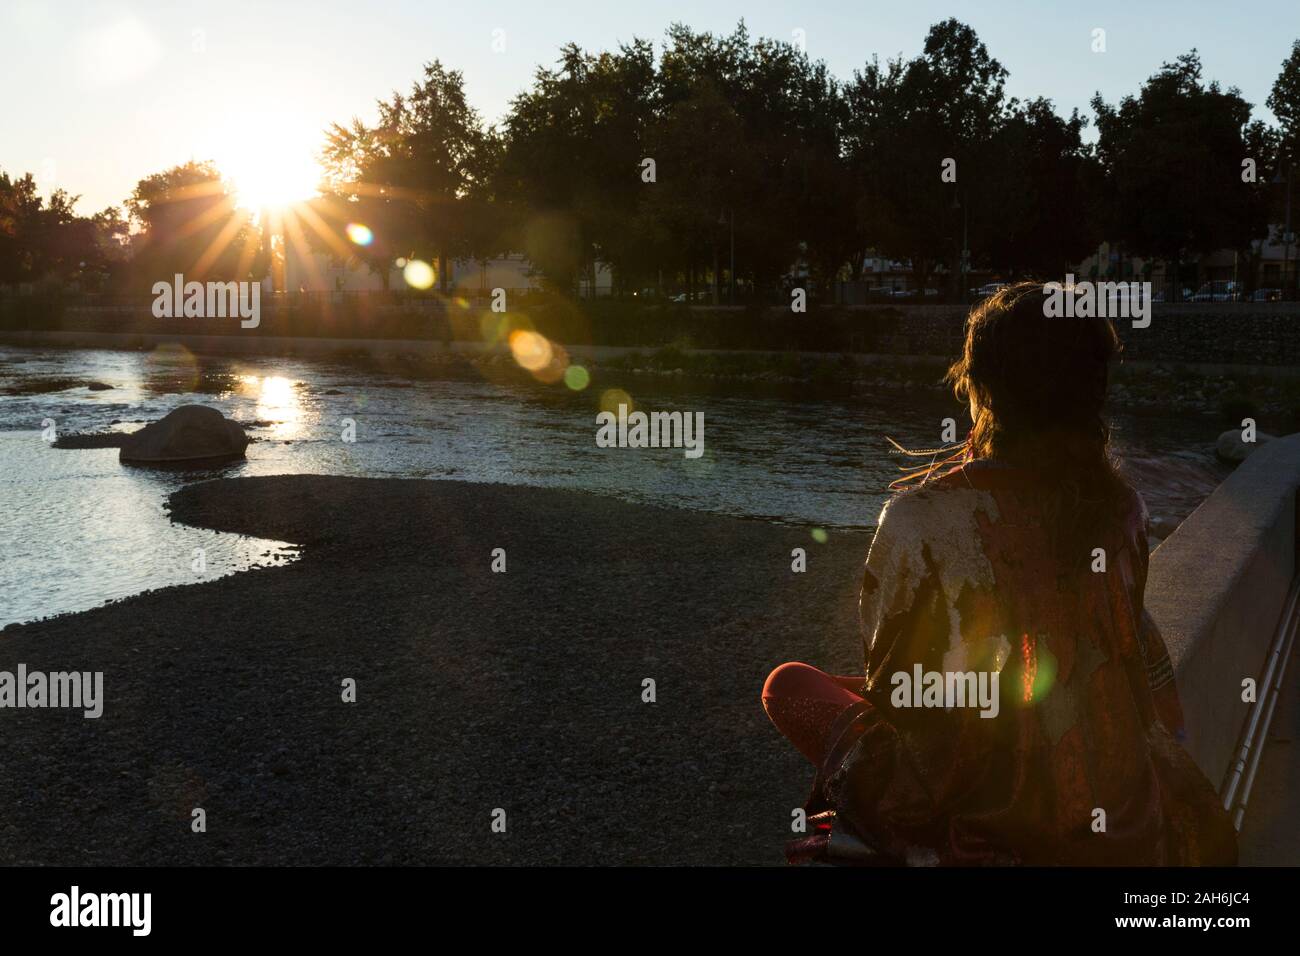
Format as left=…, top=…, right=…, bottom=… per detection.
left=761, top=661, right=866, bottom=766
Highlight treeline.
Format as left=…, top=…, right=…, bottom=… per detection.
left=0, top=173, right=128, bottom=288
left=4, top=19, right=1300, bottom=299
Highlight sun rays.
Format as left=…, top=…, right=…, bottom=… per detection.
left=147, top=168, right=375, bottom=292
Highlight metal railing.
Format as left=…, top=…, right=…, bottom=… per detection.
left=1221, top=574, right=1300, bottom=830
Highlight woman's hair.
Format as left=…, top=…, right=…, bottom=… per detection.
left=943, top=280, right=1132, bottom=569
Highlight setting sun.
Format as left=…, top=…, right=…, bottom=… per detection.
left=208, top=119, right=323, bottom=212
left=221, top=149, right=321, bottom=211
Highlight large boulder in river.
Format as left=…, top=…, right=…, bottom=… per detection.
left=1214, top=427, right=1273, bottom=464
left=120, top=405, right=249, bottom=464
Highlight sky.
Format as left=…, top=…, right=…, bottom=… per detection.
left=3, top=0, right=1297, bottom=215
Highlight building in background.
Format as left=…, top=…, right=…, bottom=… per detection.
left=279, top=245, right=618, bottom=296
left=1073, top=226, right=1298, bottom=299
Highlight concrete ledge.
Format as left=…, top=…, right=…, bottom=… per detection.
left=1146, top=433, right=1300, bottom=784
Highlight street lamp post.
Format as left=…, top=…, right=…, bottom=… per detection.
left=961, top=202, right=969, bottom=302
left=951, top=192, right=968, bottom=303
left=1275, top=163, right=1295, bottom=300
left=1286, top=168, right=1295, bottom=301
left=718, top=209, right=734, bottom=304
left=729, top=210, right=735, bottom=304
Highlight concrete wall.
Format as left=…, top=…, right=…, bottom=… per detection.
left=280, top=249, right=551, bottom=294
left=1145, top=434, right=1300, bottom=784
left=845, top=304, right=1300, bottom=367
left=8, top=299, right=1300, bottom=363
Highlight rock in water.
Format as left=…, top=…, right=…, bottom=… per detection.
left=120, top=405, right=249, bottom=464
left=1214, top=428, right=1273, bottom=464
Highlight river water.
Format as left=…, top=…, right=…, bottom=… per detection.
left=0, top=344, right=1230, bottom=628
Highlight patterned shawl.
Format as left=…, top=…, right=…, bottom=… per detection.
left=813, top=460, right=1236, bottom=866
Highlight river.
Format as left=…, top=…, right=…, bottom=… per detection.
left=0, top=344, right=1230, bottom=628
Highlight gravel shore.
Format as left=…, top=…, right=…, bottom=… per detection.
left=0, top=476, right=871, bottom=865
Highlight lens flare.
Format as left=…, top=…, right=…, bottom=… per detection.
left=508, top=330, right=553, bottom=372
left=144, top=342, right=199, bottom=394
left=403, top=259, right=435, bottom=290
left=1019, top=637, right=1058, bottom=704
left=599, top=388, right=633, bottom=415
left=811, top=528, right=828, bottom=544
left=345, top=223, right=373, bottom=246
left=479, top=312, right=511, bottom=345
left=564, top=365, right=590, bottom=390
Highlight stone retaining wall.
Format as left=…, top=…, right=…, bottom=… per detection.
left=1145, top=434, right=1300, bottom=784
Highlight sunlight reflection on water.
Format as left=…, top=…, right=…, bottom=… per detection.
left=0, top=433, right=298, bottom=628
left=0, top=344, right=1229, bottom=628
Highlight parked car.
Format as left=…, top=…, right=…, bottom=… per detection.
left=972, top=282, right=1008, bottom=299
left=1191, top=281, right=1243, bottom=302
left=1252, top=287, right=1283, bottom=302
left=1101, top=283, right=1145, bottom=311
left=1152, top=287, right=1193, bottom=303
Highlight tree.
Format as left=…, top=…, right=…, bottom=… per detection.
left=0, top=171, right=42, bottom=286
left=637, top=79, right=750, bottom=298
left=496, top=41, right=657, bottom=293
left=1092, top=52, right=1266, bottom=287
left=845, top=19, right=1008, bottom=293
left=1268, top=39, right=1300, bottom=165
left=0, top=169, right=120, bottom=288
left=1236, top=119, right=1282, bottom=293
left=126, top=161, right=258, bottom=288
left=980, top=98, right=1102, bottom=278
left=1267, top=39, right=1300, bottom=296
left=321, top=60, right=496, bottom=292
left=645, top=22, right=854, bottom=298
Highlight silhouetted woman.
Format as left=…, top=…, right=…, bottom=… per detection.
left=762, top=282, right=1236, bottom=865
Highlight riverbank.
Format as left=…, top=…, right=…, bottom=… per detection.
left=6, top=299, right=1300, bottom=368
left=0, top=475, right=868, bottom=865
left=6, top=327, right=1299, bottom=428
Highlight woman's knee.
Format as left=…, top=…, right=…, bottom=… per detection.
left=762, top=661, right=826, bottom=703
left=762, top=662, right=863, bottom=766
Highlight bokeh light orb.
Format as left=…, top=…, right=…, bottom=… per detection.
left=508, top=329, right=553, bottom=372
left=145, top=342, right=199, bottom=393
left=479, top=312, right=510, bottom=345
left=403, top=259, right=435, bottom=290
left=599, top=388, right=633, bottom=415
left=345, top=223, right=373, bottom=246
left=564, top=365, right=590, bottom=391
